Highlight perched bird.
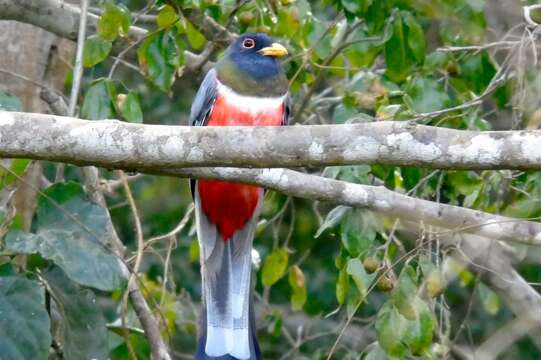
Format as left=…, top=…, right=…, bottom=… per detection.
left=190, top=33, right=289, bottom=360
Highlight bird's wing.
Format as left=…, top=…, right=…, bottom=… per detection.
left=189, top=69, right=218, bottom=197
left=282, top=92, right=291, bottom=126
left=189, top=68, right=218, bottom=127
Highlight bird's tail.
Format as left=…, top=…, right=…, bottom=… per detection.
left=194, top=193, right=261, bottom=360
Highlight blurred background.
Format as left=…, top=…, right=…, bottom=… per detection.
left=2, top=0, right=541, bottom=359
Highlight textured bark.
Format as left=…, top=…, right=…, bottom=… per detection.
left=164, top=167, right=541, bottom=246
left=4, top=112, right=541, bottom=170
left=0, top=111, right=541, bottom=245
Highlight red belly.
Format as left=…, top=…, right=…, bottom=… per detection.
left=198, top=93, right=284, bottom=241
left=198, top=180, right=261, bottom=241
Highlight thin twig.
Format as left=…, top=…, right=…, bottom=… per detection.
left=68, top=0, right=88, bottom=117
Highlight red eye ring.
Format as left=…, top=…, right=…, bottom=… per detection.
left=242, top=38, right=255, bottom=49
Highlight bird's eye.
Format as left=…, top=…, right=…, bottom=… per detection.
left=242, top=38, right=255, bottom=49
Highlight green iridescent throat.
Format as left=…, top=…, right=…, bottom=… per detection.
left=216, top=56, right=288, bottom=98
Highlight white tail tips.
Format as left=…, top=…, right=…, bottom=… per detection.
left=205, top=326, right=250, bottom=360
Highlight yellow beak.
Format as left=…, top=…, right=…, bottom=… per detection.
left=258, top=43, right=288, bottom=57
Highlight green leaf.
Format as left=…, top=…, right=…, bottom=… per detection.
left=83, top=35, right=112, bottom=67
left=43, top=266, right=109, bottom=360
left=0, top=89, right=22, bottom=111
left=346, top=258, right=370, bottom=298
left=403, top=12, right=426, bottom=63
left=0, top=276, right=51, bottom=360
left=120, top=91, right=143, bottom=123
left=404, top=77, right=451, bottom=114
left=364, top=343, right=389, bottom=360
left=376, top=298, right=435, bottom=358
left=137, top=30, right=177, bottom=92
left=157, top=5, right=178, bottom=28
left=288, top=265, right=306, bottom=311
left=336, top=267, right=349, bottom=305
left=459, top=53, right=496, bottom=94
left=262, top=248, right=289, bottom=286
left=384, top=10, right=424, bottom=82
left=375, top=302, right=408, bottom=357
left=393, top=265, right=418, bottom=320
left=185, top=20, right=206, bottom=50
left=110, top=332, right=150, bottom=359
left=478, top=283, right=500, bottom=315
left=341, top=0, right=372, bottom=16
left=1, top=159, right=31, bottom=187
left=5, top=182, right=127, bottom=291
left=189, top=239, right=199, bottom=263
left=340, top=208, right=378, bottom=257
left=81, top=79, right=116, bottom=120
left=307, top=19, right=333, bottom=60
left=404, top=298, right=434, bottom=355
left=384, top=11, right=411, bottom=82
left=266, top=310, right=283, bottom=338
left=97, top=1, right=131, bottom=41
left=314, top=206, right=350, bottom=238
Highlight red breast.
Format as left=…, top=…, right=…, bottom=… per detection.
left=198, top=84, right=286, bottom=241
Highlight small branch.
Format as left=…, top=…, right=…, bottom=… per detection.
left=144, top=204, right=194, bottom=248
left=88, top=6, right=157, bottom=24
left=475, top=316, right=541, bottom=359
left=68, top=0, right=88, bottom=117
left=524, top=5, right=541, bottom=27
left=441, top=233, right=541, bottom=350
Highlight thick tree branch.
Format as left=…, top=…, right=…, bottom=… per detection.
left=4, top=112, right=541, bottom=170
left=163, top=168, right=541, bottom=246
left=1, top=111, right=541, bottom=246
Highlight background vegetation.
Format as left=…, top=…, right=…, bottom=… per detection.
left=1, top=0, right=541, bottom=359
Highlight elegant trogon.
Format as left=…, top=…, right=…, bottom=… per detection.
left=190, top=33, right=289, bottom=360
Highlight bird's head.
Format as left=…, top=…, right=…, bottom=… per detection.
left=216, top=33, right=289, bottom=96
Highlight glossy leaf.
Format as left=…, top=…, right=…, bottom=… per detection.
left=83, top=35, right=112, bottom=67
left=346, top=258, right=369, bottom=298
left=405, top=77, right=451, bottom=114
left=364, top=344, right=389, bottom=360
left=137, top=30, right=177, bottom=92
left=375, top=302, right=408, bottom=357
left=80, top=79, right=116, bottom=120
left=288, top=265, right=307, bottom=311
left=336, top=267, right=349, bottom=305
left=43, top=266, right=109, bottom=360
left=5, top=182, right=126, bottom=291
left=376, top=298, right=434, bottom=358
left=384, top=11, right=412, bottom=82
left=262, top=248, right=289, bottom=287
left=157, top=5, right=178, bottom=28
left=1, top=159, right=31, bottom=187
left=0, top=276, right=51, bottom=360
left=314, top=205, right=350, bottom=238
left=404, top=298, right=435, bottom=355
left=340, top=208, right=378, bottom=257
left=403, top=12, right=426, bottom=63
left=120, top=91, right=143, bottom=123
left=393, top=265, right=418, bottom=320
left=97, top=1, right=131, bottom=41
left=478, top=283, right=500, bottom=315
left=185, top=20, right=206, bottom=50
